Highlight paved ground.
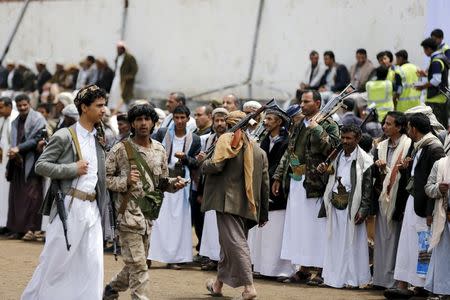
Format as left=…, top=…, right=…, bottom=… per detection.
left=0, top=238, right=385, bottom=300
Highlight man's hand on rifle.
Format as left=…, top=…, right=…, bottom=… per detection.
left=127, top=164, right=140, bottom=186
left=196, top=151, right=206, bottom=162
left=317, top=162, right=328, bottom=174
left=76, top=160, right=89, bottom=176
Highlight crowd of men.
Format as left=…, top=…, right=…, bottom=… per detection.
left=0, top=30, right=449, bottom=300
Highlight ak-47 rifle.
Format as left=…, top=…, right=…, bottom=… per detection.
left=204, top=98, right=278, bottom=157
left=321, top=103, right=377, bottom=167
left=313, top=84, right=358, bottom=123
left=56, top=187, right=71, bottom=251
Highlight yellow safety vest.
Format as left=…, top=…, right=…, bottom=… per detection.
left=387, top=66, right=397, bottom=83
left=396, top=63, right=422, bottom=112
left=441, top=43, right=450, bottom=55
left=366, top=80, right=394, bottom=122
left=426, top=58, right=447, bottom=104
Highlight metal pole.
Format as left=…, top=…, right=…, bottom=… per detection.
left=0, top=0, right=31, bottom=65
left=120, top=0, right=129, bottom=40
left=247, top=0, right=264, bottom=99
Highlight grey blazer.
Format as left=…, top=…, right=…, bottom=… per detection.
left=35, top=124, right=107, bottom=222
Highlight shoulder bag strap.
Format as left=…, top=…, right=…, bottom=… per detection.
left=117, top=140, right=137, bottom=217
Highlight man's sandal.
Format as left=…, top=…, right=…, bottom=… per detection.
left=205, top=279, right=223, bottom=297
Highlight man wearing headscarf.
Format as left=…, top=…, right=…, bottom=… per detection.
left=109, top=41, right=138, bottom=113
left=201, top=110, right=269, bottom=300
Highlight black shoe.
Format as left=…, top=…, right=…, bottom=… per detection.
left=103, top=284, right=118, bottom=300
left=384, top=288, right=414, bottom=299
left=0, top=227, right=9, bottom=235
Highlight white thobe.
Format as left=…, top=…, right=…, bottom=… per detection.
left=394, top=149, right=427, bottom=287
left=108, top=54, right=125, bottom=112
left=22, top=123, right=103, bottom=300
left=280, top=177, right=326, bottom=267
left=0, top=111, right=18, bottom=227
left=322, top=151, right=371, bottom=288
left=248, top=209, right=296, bottom=277
left=199, top=210, right=220, bottom=261
left=149, top=135, right=193, bottom=263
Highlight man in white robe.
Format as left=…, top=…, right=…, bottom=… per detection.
left=372, top=111, right=412, bottom=288
left=0, top=96, right=18, bottom=232
left=272, top=90, right=340, bottom=284
left=21, top=85, right=108, bottom=300
left=318, top=125, right=372, bottom=288
left=149, top=105, right=201, bottom=269
left=385, top=113, right=445, bottom=299
left=424, top=156, right=450, bottom=298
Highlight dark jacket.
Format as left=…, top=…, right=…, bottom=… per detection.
left=407, top=142, right=445, bottom=218
left=96, top=67, right=114, bottom=93
left=8, top=69, right=24, bottom=91
left=260, top=131, right=289, bottom=210
left=0, top=66, right=8, bottom=89
left=320, top=63, right=350, bottom=93
left=36, top=68, right=52, bottom=94
left=116, top=52, right=138, bottom=102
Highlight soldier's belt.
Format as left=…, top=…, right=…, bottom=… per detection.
left=331, top=191, right=349, bottom=210
left=67, top=188, right=96, bottom=202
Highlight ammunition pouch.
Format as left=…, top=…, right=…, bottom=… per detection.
left=134, top=189, right=164, bottom=221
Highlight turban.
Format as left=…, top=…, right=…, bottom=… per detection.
left=226, top=110, right=246, bottom=127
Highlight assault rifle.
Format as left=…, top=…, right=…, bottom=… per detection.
left=204, top=99, right=278, bottom=157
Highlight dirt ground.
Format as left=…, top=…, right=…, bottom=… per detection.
left=0, top=238, right=385, bottom=300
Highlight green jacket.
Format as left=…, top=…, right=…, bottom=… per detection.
left=273, top=117, right=340, bottom=198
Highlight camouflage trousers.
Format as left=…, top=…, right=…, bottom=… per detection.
left=109, top=231, right=150, bottom=300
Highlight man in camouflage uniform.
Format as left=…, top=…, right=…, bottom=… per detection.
left=272, top=90, right=340, bottom=284
left=103, top=104, right=186, bottom=300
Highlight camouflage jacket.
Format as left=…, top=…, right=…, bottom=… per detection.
left=273, top=117, right=340, bottom=198
left=106, top=138, right=177, bottom=235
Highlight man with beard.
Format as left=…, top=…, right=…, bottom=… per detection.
left=318, top=125, right=373, bottom=288
left=248, top=108, right=295, bottom=279
left=103, top=104, right=186, bottom=300
left=201, top=110, right=269, bottom=300
left=272, top=90, right=340, bottom=285
left=372, top=111, right=412, bottom=289
left=6, top=94, right=46, bottom=240
left=198, top=108, right=228, bottom=271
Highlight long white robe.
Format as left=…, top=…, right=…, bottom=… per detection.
left=0, top=111, right=18, bottom=227
left=323, top=206, right=371, bottom=287
left=148, top=136, right=193, bottom=263
left=248, top=209, right=295, bottom=277
left=22, top=123, right=103, bottom=300
left=393, top=195, right=427, bottom=287
left=280, top=177, right=326, bottom=267
left=199, top=210, right=220, bottom=261
left=108, top=54, right=125, bottom=112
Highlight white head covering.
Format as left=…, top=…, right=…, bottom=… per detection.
left=62, top=104, right=79, bottom=120
left=243, top=100, right=262, bottom=111
left=54, top=92, right=75, bottom=107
